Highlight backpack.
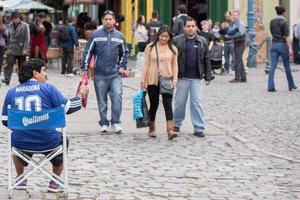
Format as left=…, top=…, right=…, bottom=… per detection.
left=60, top=25, right=70, bottom=41
left=210, top=43, right=223, bottom=61
left=173, top=15, right=187, bottom=36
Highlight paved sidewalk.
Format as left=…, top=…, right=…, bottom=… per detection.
left=0, top=63, right=299, bottom=199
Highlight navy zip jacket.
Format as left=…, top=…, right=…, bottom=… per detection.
left=81, top=27, right=129, bottom=76
left=59, top=24, right=79, bottom=48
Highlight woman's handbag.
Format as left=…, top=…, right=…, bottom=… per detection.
left=155, top=45, right=173, bottom=95
left=159, top=76, right=173, bottom=95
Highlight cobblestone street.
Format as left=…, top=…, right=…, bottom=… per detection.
left=0, top=64, right=299, bottom=199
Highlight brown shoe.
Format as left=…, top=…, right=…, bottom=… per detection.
left=167, top=120, right=177, bottom=140
left=148, top=121, right=156, bottom=137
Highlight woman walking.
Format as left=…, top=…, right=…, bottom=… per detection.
left=140, top=26, right=178, bottom=140
left=134, top=15, right=148, bottom=52
left=268, top=6, right=297, bottom=92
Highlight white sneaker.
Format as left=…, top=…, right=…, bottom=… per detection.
left=100, top=125, right=108, bottom=132
left=66, top=73, right=75, bottom=77
left=111, top=124, right=122, bottom=133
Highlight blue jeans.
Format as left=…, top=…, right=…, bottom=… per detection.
left=94, top=74, right=123, bottom=126
left=268, top=42, right=296, bottom=90
left=174, top=78, right=205, bottom=133
left=224, top=41, right=235, bottom=72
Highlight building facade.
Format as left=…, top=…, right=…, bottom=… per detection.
left=65, top=0, right=299, bottom=60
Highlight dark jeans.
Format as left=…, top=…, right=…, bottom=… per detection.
left=0, top=46, right=4, bottom=75
left=137, top=42, right=147, bottom=52
left=147, top=85, right=173, bottom=121
left=293, top=37, right=300, bottom=64
left=234, top=42, right=246, bottom=80
left=61, top=47, right=74, bottom=74
left=3, top=54, right=26, bottom=83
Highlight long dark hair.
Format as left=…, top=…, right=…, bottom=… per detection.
left=149, top=26, right=176, bottom=54
left=136, top=15, right=145, bottom=25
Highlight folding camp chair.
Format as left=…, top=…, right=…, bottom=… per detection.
left=7, top=106, right=68, bottom=198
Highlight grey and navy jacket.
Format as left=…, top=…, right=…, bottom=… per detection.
left=7, top=21, right=30, bottom=56
left=81, top=27, right=129, bottom=76
left=172, top=34, right=214, bottom=81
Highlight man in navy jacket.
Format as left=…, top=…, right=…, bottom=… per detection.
left=59, top=17, right=79, bottom=76
left=82, top=10, right=129, bottom=133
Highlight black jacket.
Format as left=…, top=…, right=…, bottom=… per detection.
left=172, top=34, right=214, bottom=81
left=270, top=15, right=289, bottom=43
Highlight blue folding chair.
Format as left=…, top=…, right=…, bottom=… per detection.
left=7, top=106, right=68, bottom=198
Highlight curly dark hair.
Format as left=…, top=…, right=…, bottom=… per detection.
left=149, top=26, right=176, bottom=54
left=18, top=59, right=45, bottom=83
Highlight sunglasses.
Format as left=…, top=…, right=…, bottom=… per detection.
left=102, top=10, right=115, bottom=17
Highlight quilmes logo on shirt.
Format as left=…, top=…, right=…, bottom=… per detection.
left=22, top=113, right=49, bottom=127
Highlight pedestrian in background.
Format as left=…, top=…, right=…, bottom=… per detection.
left=268, top=6, right=297, bottom=92
left=59, top=17, right=79, bottom=77
left=172, top=17, right=214, bottom=137
left=134, top=15, right=148, bottom=52
left=146, top=11, right=164, bottom=44
left=30, top=12, right=48, bottom=62
left=84, top=20, right=98, bottom=80
left=292, top=21, right=300, bottom=64
left=172, top=4, right=188, bottom=36
left=227, top=10, right=247, bottom=83
left=2, top=11, right=30, bottom=86
left=220, top=11, right=235, bottom=74
left=141, top=26, right=178, bottom=140
left=207, top=18, right=213, bottom=31
left=82, top=10, right=129, bottom=133
left=197, top=20, right=213, bottom=48
left=0, top=12, right=8, bottom=87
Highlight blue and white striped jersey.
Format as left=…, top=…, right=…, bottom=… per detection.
left=2, top=80, right=81, bottom=151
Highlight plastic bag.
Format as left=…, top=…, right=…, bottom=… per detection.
left=136, top=92, right=149, bottom=128
left=76, top=72, right=89, bottom=108
left=133, top=90, right=144, bottom=120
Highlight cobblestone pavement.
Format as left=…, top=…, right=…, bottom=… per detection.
left=0, top=64, right=299, bottom=199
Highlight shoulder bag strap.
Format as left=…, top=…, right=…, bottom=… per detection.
left=155, top=45, right=160, bottom=71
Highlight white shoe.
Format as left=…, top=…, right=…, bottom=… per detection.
left=111, top=124, right=122, bottom=133
left=66, top=73, right=75, bottom=77
left=100, top=125, right=108, bottom=132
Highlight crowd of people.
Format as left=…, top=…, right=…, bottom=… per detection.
left=135, top=5, right=246, bottom=81
left=1, top=4, right=299, bottom=192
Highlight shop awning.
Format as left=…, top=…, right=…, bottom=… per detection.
left=64, top=0, right=104, bottom=5
left=7, top=0, right=55, bottom=13
left=0, top=0, right=21, bottom=10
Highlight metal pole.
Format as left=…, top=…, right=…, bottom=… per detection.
left=247, top=0, right=258, bottom=68
left=265, top=36, right=271, bottom=74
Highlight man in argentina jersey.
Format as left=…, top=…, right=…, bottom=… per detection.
left=1, top=59, right=88, bottom=192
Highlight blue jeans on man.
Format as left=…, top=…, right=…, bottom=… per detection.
left=94, top=74, right=122, bottom=126
left=174, top=78, right=205, bottom=133
left=224, top=41, right=235, bottom=73
left=268, top=42, right=296, bottom=91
